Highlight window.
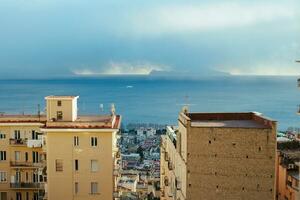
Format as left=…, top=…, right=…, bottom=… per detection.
left=56, top=159, right=63, bottom=172
left=32, top=152, right=39, bottom=163
left=75, top=159, right=79, bottom=171
left=74, top=136, right=79, bottom=146
left=32, top=130, right=38, bottom=140
left=33, top=172, right=38, bottom=183
left=16, top=192, right=21, bottom=200
left=15, top=151, right=20, bottom=161
left=15, top=171, right=21, bottom=183
left=0, top=133, right=5, bottom=139
left=91, top=182, right=98, bottom=194
left=25, top=152, right=28, bottom=162
left=0, top=172, right=7, bottom=182
left=0, top=192, right=7, bottom=200
left=91, top=137, right=98, bottom=147
left=14, top=130, right=20, bottom=139
left=0, top=151, right=6, bottom=161
left=57, top=111, right=63, bottom=120
left=33, top=193, right=38, bottom=200
left=26, top=192, right=29, bottom=200
left=91, top=160, right=98, bottom=172
left=57, top=100, right=62, bottom=106
left=75, top=182, right=79, bottom=194
left=25, top=172, right=29, bottom=182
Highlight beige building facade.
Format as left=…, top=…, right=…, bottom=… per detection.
left=161, top=111, right=277, bottom=200
left=0, top=96, right=121, bottom=200
left=0, top=116, right=46, bottom=200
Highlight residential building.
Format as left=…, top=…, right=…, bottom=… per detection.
left=0, top=95, right=121, bottom=200
left=276, top=141, right=300, bottom=200
left=161, top=110, right=277, bottom=200
left=0, top=115, right=46, bottom=200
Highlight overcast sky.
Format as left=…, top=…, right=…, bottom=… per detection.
left=0, top=0, right=299, bottom=78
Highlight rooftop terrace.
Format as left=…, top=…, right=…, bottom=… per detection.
left=179, top=112, right=276, bottom=129
left=0, top=114, right=121, bottom=129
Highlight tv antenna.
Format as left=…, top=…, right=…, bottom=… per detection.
left=99, top=104, right=104, bottom=113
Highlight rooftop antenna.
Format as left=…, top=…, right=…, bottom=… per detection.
left=182, top=95, right=190, bottom=114
left=99, top=104, right=104, bottom=113
left=111, top=103, right=116, bottom=116
left=37, top=104, right=41, bottom=121
left=22, top=104, right=24, bottom=115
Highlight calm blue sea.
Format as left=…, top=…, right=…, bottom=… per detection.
left=0, top=76, right=299, bottom=130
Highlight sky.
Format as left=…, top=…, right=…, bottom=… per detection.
left=0, top=0, right=299, bottom=78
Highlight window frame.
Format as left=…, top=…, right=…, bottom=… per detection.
left=91, top=137, right=98, bottom=147
left=90, top=182, right=98, bottom=194
left=75, top=159, right=79, bottom=171
left=0, top=171, right=7, bottom=182
left=56, top=111, right=63, bottom=120
left=55, top=159, right=63, bottom=172
left=91, top=160, right=98, bottom=172
left=0, top=151, right=6, bottom=161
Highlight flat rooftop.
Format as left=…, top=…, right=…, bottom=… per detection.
left=0, top=115, right=46, bottom=123
left=180, top=112, right=276, bottom=129
left=0, top=114, right=121, bottom=129
left=45, top=95, right=79, bottom=100
left=45, top=115, right=121, bottom=129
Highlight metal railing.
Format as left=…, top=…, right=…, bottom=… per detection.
left=9, top=138, right=27, bottom=145
left=10, top=161, right=43, bottom=168
left=10, top=182, right=43, bottom=189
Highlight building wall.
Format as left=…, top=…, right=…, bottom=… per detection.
left=0, top=124, right=44, bottom=200
left=185, top=126, right=276, bottom=200
left=276, top=153, right=300, bottom=200
left=46, top=99, right=75, bottom=121
left=160, top=135, right=186, bottom=200
left=46, top=130, right=115, bottom=200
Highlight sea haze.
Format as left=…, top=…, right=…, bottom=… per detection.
left=0, top=76, right=299, bottom=130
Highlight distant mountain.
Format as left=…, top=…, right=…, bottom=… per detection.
left=149, top=69, right=230, bottom=78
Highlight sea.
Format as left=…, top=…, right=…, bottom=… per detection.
left=0, top=76, right=299, bottom=131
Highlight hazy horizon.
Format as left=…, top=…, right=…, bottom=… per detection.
left=0, top=0, right=300, bottom=78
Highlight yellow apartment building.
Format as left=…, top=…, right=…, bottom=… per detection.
left=161, top=110, right=277, bottom=200
left=0, top=95, right=121, bottom=200
left=0, top=114, right=46, bottom=200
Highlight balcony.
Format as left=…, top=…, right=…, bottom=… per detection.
left=10, top=161, right=43, bottom=168
left=113, top=169, right=120, bottom=176
left=27, top=139, right=43, bottom=148
left=113, top=191, right=120, bottom=198
left=168, top=161, right=174, bottom=170
left=9, top=138, right=27, bottom=146
left=287, top=180, right=299, bottom=192
left=10, top=182, right=43, bottom=189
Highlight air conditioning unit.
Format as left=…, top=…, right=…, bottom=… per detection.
left=164, top=152, right=169, bottom=161
left=288, top=164, right=295, bottom=169
left=168, top=161, right=174, bottom=170
left=176, top=177, right=181, bottom=190
left=164, top=177, right=169, bottom=186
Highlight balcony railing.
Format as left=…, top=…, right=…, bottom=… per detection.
left=27, top=139, right=43, bottom=148
left=113, top=169, right=120, bottom=176
left=287, top=181, right=299, bottom=192
left=10, top=161, right=43, bottom=168
left=10, top=138, right=27, bottom=145
left=10, top=182, right=43, bottom=189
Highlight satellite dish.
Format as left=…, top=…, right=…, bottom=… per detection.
left=182, top=106, right=189, bottom=114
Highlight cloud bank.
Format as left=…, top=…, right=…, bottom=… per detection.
left=128, top=2, right=296, bottom=36
left=72, top=62, right=169, bottom=76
